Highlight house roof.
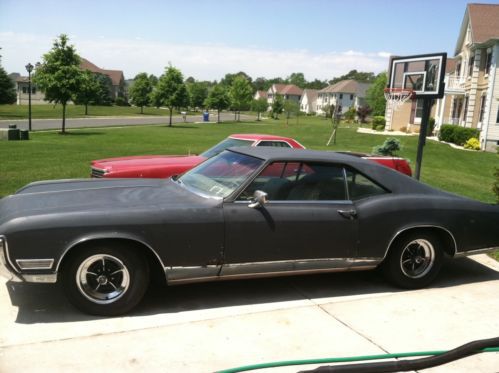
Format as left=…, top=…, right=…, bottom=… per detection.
left=455, top=3, right=499, bottom=55
left=302, top=89, right=318, bottom=101
left=80, top=58, right=124, bottom=86
left=269, top=83, right=303, bottom=96
left=255, top=90, right=268, bottom=98
left=319, top=80, right=371, bottom=97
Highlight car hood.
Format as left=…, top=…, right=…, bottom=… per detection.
left=91, top=155, right=206, bottom=171
left=0, top=178, right=204, bottom=224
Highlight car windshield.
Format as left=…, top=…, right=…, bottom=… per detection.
left=178, top=151, right=263, bottom=198
left=200, top=138, right=253, bottom=158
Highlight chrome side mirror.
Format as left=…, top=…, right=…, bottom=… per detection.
left=248, top=190, right=268, bottom=209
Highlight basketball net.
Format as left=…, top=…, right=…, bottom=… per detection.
left=384, top=88, right=414, bottom=131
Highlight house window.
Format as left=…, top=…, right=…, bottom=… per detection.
left=468, top=55, right=474, bottom=77
left=350, top=94, right=354, bottom=100
left=22, top=87, right=27, bottom=94
left=496, top=108, right=499, bottom=124
left=463, top=96, right=469, bottom=122
left=479, top=95, right=487, bottom=123
left=485, top=49, right=492, bottom=75
left=456, top=62, right=461, bottom=77
left=339, top=93, right=343, bottom=99
left=32, top=87, right=36, bottom=94
left=415, top=99, right=423, bottom=120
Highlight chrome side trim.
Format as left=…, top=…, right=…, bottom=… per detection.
left=16, top=259, right=54, bottom=270
left=233, top=200, right=354, bottom=205
left=383, top=225, right=458, bottom=259
left=56, top=234, right=167, bottom=274
left=23, top=274, right=57, bottom=283
left=166, top=258, right=381, bottom=284
left=454, top=247, right=498, bottom=258
left=0, top=235, right=19, bottom=273
left=168, top=265, right=378, bottom=285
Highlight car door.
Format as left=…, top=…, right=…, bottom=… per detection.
left=221, top=161, right=359, bottom=277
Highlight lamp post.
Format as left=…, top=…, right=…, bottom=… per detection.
left=25, top=63, right=34, bottom=131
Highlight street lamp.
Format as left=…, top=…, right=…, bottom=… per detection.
left=25, top=63, right=34, bottom=131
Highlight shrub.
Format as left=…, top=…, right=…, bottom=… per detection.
left=344, top=107, right=356, bottom=122
left=464, top=137, right=480, bottom=150
left=357, top=105, right=372, bottom=123
left=115, top=96, right=130, bottom=106
left=493, top=168, right=499, bottom=204
left=399, top=126, right=407, bottom=133
left=375, top=124, right=385, bottom=131
left=427, top=117, right=436, bottom=136
left=371, top=116, right=385, bottom=130
left=438, top=124, right=480, bottom=146
left=373, top=137, right=401, bottom=156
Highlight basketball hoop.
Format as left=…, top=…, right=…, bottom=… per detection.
left=384, top=88, right=415, bottom=111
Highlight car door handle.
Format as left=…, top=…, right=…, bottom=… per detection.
left=337, top=209, right=357, bottom=220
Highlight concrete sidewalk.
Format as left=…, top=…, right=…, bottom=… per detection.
left=1, top=255, right=498, bottom=372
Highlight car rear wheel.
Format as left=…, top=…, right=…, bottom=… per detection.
left=383, top=232, right=443, bottom=289
left=62, top=244, right=149, bottom=316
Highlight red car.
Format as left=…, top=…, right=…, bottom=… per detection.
left=91, top=134, right=412, bottom=178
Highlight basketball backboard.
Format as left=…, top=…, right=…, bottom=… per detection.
left=387, top=53, right=447, bottom=99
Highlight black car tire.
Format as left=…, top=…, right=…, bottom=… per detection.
left=382, top=231, right=443, bottom=289
left=62, top=243, right=150, bottom=316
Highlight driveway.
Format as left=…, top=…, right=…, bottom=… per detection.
left=0, top=113, right=255, bottom=131
left=1, top=255, right=498, bottom=372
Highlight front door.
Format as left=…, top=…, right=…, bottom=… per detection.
left=222, top=161, right=358, bottom=276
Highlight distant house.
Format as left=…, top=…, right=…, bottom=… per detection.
left=12, top=58, right=126, bottom=105
left=316, top=80, right=371, bottom=115
left=387, top=3, right=499, bottom=151
left=267, top=84, right=303, bottom=107
left=254, top=90, right=268, bottom=100
left=80, top=58, right=125, bottom=100
left=300, top=89, right=318, bottom=114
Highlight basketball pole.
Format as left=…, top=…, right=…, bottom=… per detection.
left=414, top=98, right=433, bottom=180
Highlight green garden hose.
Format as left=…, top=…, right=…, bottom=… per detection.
left=216, top=339, right=499, bottom=373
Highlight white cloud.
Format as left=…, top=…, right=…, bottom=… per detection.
left=0, top=32, right=391, bottom=81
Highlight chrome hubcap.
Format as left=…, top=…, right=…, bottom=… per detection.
left=76, top=254, right=130, bottom=304
left=400, top=239, right=435, bottom=279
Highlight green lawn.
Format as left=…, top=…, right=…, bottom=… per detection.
left=0, top=104, right=186, bottom=119
left=1, top=116, right=497, bottom=204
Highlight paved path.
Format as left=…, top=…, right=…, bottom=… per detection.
left=1, top=255, right=498, bottom=372
left=0, top=113, right=255, bottom=131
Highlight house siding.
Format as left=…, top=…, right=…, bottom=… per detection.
left=482, top=44, right=499, bottom=151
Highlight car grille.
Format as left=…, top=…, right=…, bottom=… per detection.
left=91, top=167, right=107, bottom=178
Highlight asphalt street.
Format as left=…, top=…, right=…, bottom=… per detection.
left=0, top=112, right=254, bottom=131
left=1, top=254, right=498, bottom=372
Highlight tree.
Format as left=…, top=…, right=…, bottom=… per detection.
left=73, top=70, right=100, bottom=115
left=253, top=77, right=268, bottom=91
left=283, top=100, right=299, bottom=126
left=153, top=65, right=188, bottom=126
left=287, top=72, right=306, bottom=88
left=128, top=72, right=153, bottom=114
left=356, top=105, right=372, bottom=123
left=149, top=74, right=159, bottom=86
left=0, top=66, right=16, bottom=104
left=366, top=72, right=388, bottom=116
left=94, top=73, right=113, bottom=105
left=271, top=94, right=284, bottom=119
left=329, top=70, right=375, bottom=85
left=221, top=71, right=252, bottom=87
left=204, top=84, right=230, bottom=123
left=187, top=81, right=209, bottom=110
left=34, top=34, right=82, bottom=133
left=251, top=98, right=268, bottom=121
left=229, top=76, right=253, bottom=121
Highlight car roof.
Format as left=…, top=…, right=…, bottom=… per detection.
left=228, top=134, right=296, bottom=142
left=227, top=146, right=448, bottom=197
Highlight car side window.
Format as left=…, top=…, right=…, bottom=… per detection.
left=345, top=169, right=388, bottom=200
left=257, top=141, right=292, bottom=148
left=238, top=162, right=346, bottom=201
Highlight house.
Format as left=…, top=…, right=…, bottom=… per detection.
left=387, top=3, right=499, bottom=151
left=80, top=58, right=126, bottom=100
left=300, top=89, right=318, bottom=114
left=12, top=58, right=126, bottom=105
left=267, top=84, right=303, bottom=107
left=253, top=90, right=268, bottom=100
left=316, top=80, right=371, bottom=115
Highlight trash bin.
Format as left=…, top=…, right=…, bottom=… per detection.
left=6, top=125, right=20, bottom=140
left=203, top=111, right=209, bottom=122
left=20, top=130, right=30, bottom=140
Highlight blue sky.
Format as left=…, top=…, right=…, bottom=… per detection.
left=1, top=0, right=497, bottom=81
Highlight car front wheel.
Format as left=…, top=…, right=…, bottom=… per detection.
left=383, top=232, right=443, bottom=289
left=62, top=244, right=150, bottom=316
